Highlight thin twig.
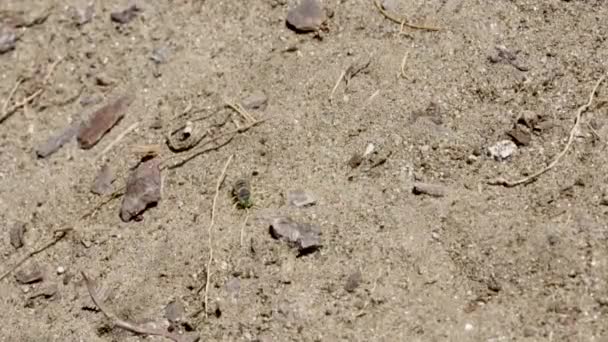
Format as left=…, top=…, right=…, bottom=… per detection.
left=204, top=154, right=233, bottom=317
left=162, top=119, right=265, bottom=170
left=96, top=122, right=140, bottom=160
left=489, top=73, right=606, bottom=187
left=0, top=228, right=72, bottom=281
left=82, top=272, right=192, bottom=342
left=225, top=102, right=256, bottom=123
left=400, top=51, right=409, bottom=78
left=0, top=58, right=62, bottom=124
left=240, top=211, right=249, bottom=248
left=330, top=70, right=346, bottom=100
left=373, top=0, right=441, bottom=32
left=2, top=78, right=23, bottom=115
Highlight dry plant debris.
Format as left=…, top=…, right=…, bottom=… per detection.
left=119, top=157, right=161, bottom=222
left=0, top=58, right=62, bottom=124
left=77, top=94, right=134, bottom=149
left=203, top=154, right=234, bottom=318
left=0, top=228, right=71, bottom=282
left=286, top=0, right=325, bottom=32
left=490, top=72, right=606, bottom=187
left=82, top=272, right=197, bottom=342
left=372, top=0, right=440, bottom=32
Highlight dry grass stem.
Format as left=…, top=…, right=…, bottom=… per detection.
left=489, top=73, right=606, bottom=187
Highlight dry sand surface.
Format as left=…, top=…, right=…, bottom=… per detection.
left=1, top=0, right=608, bottom=341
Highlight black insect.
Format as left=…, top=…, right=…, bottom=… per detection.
left=232, top=178, right=253, bottom=209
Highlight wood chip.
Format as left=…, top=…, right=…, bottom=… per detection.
left=77, top=94, right=134, bottom=150
left=120, top=158, right=161, bottom=222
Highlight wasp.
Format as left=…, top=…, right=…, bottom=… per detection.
left=232, top=178, right=254, bottom=209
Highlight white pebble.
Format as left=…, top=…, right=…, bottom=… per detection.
left=56, top=266, right=65, bottom=275
left=465, top=323, right=474, bottom=331
left=488, top=140, right=517, bottom=161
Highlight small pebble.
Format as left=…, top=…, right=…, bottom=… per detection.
left=9, top=221, right=26, bottom=249
left=507, top=126, right=531, bottom=146
left=0, top=27, right=17, bottom=54
left=73, top=2, right=94, bottom=26
left=348, top=153, right=364, bottom=169
left=56, top=266, right=65, bottom=275
left=150, top=47, right=170, bottom=64
left=165, top=299, right=185, bottom=323
left=464, top=323, right=474, bottom=331
left=488, top=140, right=517, bottom=161
left=15, top=264, right=44, bottom=284
left=120, top=158, right=162, bottom=222
left=286, top=0, right=325, bottom=32
left=35, top=119, right=81, bottom=158
left=344, top=271, right=362, bottom=293
left=91, top=164, right=114, bottom=195
left=287, top=189, right=316, bottom=207
left=110, top=4, right=141, bottom=24
left=412, top=182, right=447, bottom=197
left=242, top=91, right=268, bottom=111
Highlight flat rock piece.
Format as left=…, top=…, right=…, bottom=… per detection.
left=36, top=119, right=81, bottom=158
left=77, top=94, right=134, bottom=149
left=15, top=264, right=44, bottom=284
left=120, top=158, right=161, bottom=222
left=91, top=164, right=114, bottom=195
left=9, top=221, right=26, bottom=249
left=412, top=182, right=447, bottom=197
left=287, top=189, right=316, bottom=207
left=286, top=0, right=325, bottom=32
left=269, top=217, right=321, bottom=253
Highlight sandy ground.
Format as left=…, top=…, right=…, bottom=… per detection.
left=1, top=0, right=608, bottom=341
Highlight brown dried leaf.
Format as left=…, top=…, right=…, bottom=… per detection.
left=77, top=94, right=134, bottom=149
